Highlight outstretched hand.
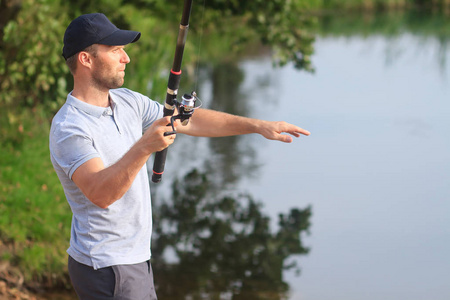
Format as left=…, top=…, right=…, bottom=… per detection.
left=259, top=120, right=310, bottom=143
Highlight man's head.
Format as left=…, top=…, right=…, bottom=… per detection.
left=63, top=13, right=140, bottom=73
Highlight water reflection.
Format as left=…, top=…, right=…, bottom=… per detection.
left=147, top=54, right=316, bottom=298
left=151, top=169, right=311, bottom=299
left=318, top=9, right=450, bottom=74
left=206, top=62, right=260, bottom=187
left=238, top=30, right=450, bottom=300
left=149, top=9, right=450, bottom=300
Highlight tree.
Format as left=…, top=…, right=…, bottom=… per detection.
left=0, top=0, right=69, bottom=110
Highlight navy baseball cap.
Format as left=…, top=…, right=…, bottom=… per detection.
left=62, top=13, right=141, bottom=60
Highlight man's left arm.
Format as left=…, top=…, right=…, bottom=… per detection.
left=176, top=108, right=310, bottom=142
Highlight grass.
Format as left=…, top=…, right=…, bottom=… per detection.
left=0, top=107, right=72, bottom=287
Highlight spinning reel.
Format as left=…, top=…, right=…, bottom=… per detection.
left=164, top=91, right=202, bottom=136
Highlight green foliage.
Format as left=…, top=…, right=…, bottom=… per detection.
left=317, top=6, right=450, bottom=39
left=201, top=0, right=318, bottom=71
left=0, top=0, right=69, bottom=111
left=0, top=107, right=71, bottom=285
left=245, top=0, right=317, bottom=71
left=0, top=0, right=319, bottom=113
left=294, top=0, right=450, bottom=12
left=122, top=6, right=179, bottom=101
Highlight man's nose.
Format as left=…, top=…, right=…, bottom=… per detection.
left=121, top=49, right=130, bottom=64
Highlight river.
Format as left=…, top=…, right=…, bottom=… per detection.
left=151, top=31, right=450, bottom=299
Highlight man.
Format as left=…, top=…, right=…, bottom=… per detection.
left=50, top=13, right=310, bottom=300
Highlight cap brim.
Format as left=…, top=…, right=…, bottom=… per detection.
left=99, top=29, right=141, bottom=46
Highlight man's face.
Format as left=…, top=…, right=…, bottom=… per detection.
left=90, top=44, right=130, bottom=90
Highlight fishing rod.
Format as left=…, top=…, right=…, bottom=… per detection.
left=152, top=0, right=198, bottom=183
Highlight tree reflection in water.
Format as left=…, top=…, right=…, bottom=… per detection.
left=151, top=169, right=311, bottom=299
left=206, top=62, right=255, bottom=187
left=149, top=57, right=311, bottom=299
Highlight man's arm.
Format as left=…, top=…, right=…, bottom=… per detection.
left=72, top=108, right=309, bottom=209
left=176, top=108, right=310, bottom=142
left=72, top=117, right=176, bottom=209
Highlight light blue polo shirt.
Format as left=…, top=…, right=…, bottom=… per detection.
left=49, top=88, right=163, bottom=270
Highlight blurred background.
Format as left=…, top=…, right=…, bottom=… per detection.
left=1, top=0, right=449, bottom=299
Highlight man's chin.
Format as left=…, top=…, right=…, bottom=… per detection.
left=110, top=79, right=125, bottom=89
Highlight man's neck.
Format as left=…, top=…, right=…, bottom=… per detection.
left=72, top=85, right=110, bottom=108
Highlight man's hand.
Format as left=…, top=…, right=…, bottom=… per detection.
left=259, top=120, right=310, bottom=143
left=141, top=116, right=177, bottom=153
left=72, top=116, right=178, bottom=209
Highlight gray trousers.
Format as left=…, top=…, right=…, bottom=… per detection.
left=68, top=256, right=157, bottom=300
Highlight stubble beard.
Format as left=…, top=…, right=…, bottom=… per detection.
left=91, top=61, right=125, bottom=91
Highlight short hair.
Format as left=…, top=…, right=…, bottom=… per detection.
left=65, top=44, right=99, bottom=75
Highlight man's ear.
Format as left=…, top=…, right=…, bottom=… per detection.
left=78, top=51, right=93, bottom=69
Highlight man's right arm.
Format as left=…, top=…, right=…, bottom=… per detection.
left=72, top=116, right=176, bottom=209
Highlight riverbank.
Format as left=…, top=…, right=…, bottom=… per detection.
left=0, top=283, right=76, bottom=300
left=0, top=261, right=32, bottom=300
left=0, top=261, right=75, bottom=300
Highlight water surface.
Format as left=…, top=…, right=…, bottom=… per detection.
left=154, top=33, right=450, bottom=300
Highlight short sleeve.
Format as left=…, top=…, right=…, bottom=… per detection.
left=49, top=121, right=100, bottom=179
left=141, top=97, right=164, bottom=132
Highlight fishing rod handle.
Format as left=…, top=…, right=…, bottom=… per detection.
left=151, top=69, right=180, bottom=183
left=152, top=147, right=168, bottom=183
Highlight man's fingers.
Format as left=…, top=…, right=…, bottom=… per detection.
left=142, top=117, right=179, bottom=152
left=280, top=135, right=293, bottom=143
left=285, top=123, right=310, bottom=136
left=296, top=128, right=311, bottom=136
left=276, top=122, right=310, bottom=136
left=154, top=116, right=171, bottom=125
left=154, top=116, right=178, bottom=136
left=269, top=122, right=310, bottom=143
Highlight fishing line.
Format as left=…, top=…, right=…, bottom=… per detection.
left=194, top=0, right=206, bottom=93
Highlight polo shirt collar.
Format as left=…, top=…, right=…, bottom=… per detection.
left=66, top=92, right=117, bottom=118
